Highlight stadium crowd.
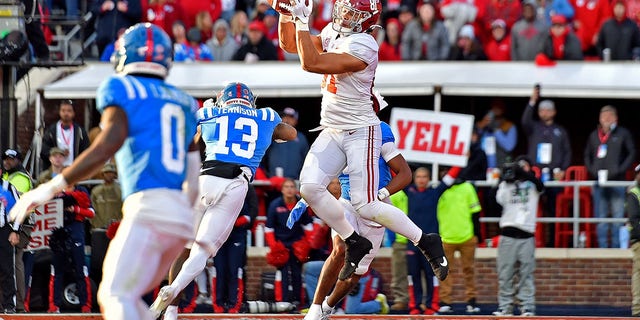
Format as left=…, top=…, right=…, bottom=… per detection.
left=33, top=0, right=640, bottom=63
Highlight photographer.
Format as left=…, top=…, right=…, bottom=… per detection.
left=492, top=156, right=543, bottom=316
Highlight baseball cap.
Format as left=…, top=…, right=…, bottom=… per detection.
left=551, top=15, right=567, bottom=25
left=459, top=24, right=475, bottom=40
left=3, top=149, right=21, bottom=160
left=539, top=100, right=555, bottom=111
left=282, top=107, right=299, bottom=120
left=187, top=27, right=202, bottom=43
left=523, top=0, right=537, bottom=8
left=102, top=163, right=117, bottom=173
left=491, top=19, right=506, bottom=29
left=248, top=20, right=268, bottom=34
left=49, top=147, right=65, bottom=156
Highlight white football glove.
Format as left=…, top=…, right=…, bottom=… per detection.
left=377, top=187, right=390, bottom=201
left=279, top=0, right=313, bottom=25
left=9, top=174, right=67, bottom=225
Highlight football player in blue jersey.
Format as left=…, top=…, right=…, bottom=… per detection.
left=10, top=23, right=202, bottom=320
left=149, top=82, right=297, bottom=320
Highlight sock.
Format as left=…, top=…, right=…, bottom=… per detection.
left=322, top=297, right=334, bottom=311
left=164, top=305, right=178, bottom=320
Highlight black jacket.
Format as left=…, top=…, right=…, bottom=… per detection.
left=521, top=103, right=572, bottom=170
left=596, top=18, right=640, bottom=61
left=41, top=121, right=90, bottom=170
left=584, top=125, right=636, bottom=180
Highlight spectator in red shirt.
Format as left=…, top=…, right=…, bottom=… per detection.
left=312, top=0, right=334, bottom=32
left=195, top=10, right=215, bottom=43
left=484, top=19, right=512, bottom=60
left=379, top=18, right=403, bottom=61
left=143, top=0, right=184, bottom=35
left=475, top=0, right=522, bottom=44
left=180, top=0, right=221, bottom=29
left=538, top=14, right=584, bottom=60
left=571, top=0, right=611, bottom=54
left=624, top=0, right=640, bottom=27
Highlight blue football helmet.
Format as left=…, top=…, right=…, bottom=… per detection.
left=216, top=82, right=256, bottom=108
left=114, top=23, right=173, bottom=78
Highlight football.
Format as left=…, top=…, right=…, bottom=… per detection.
left=267, top=0, right=293, bottom=15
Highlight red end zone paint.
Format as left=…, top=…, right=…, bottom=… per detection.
left=0, top=314, right=636, bottom=320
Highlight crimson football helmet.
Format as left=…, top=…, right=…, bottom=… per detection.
left=332, top=0, right=382, bottom=34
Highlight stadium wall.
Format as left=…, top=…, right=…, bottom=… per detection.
left=245, top=247, right=632, bottom=307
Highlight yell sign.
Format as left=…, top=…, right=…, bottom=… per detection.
left=390, top=108, right=474, bottom=167
left=27, top=199, right=63, bottom=251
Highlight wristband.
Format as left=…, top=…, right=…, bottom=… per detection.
left=280, top=14, right=293, bottom=23
left=377, top=187, right=390, bottom=201
left=295, top=19, right=309, bottom=31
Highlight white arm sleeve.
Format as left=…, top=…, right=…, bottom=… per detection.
left=380, top=141, right=401, bottom=163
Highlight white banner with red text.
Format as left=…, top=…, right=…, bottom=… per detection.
left=27, top=199, right=64, bottom=251
left=390, top=108, right=474, bottom=167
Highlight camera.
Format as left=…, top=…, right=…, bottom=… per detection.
left=501, top=161, right=519, bottom=183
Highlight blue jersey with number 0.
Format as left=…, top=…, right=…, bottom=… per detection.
left=96, top=74, right=198, bottom=198
left=340, top=122, right=396, bottom=200
left=197, top=105, right=281, bottom=176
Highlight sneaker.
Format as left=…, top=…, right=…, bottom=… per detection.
left=305, top=302, right=333, bottom=320
left=417, top=233, right=449, bottom=281
left=438, top=304, right=453, bottom=313
left=3, top=308, right=15, bottom=314
left=320, top=298, right=334, bottom=319
left=47, top=306, right=60, bottom=313
left=195, top=293, right=212, bottom=305
left=339, top=233, right=373, bottom=280
left=424, top=307, right=438, bottom=315
left=466, top=298, right=481, bottom=313
left=149, top=285, right=177, bottom=319
left=375, top=294, right=389, bottom=314
left=520, top=309, right=535, bottom=316
left=492, top=308, right=514, bottom=316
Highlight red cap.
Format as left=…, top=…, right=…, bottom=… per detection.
left=248, top=20, right=268, bottom=34
left=550, top=14, right=567, bottom=25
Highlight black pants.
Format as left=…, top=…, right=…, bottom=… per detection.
left=21, top=0, right=50, bottom=59
left=0, top=225, right=16, bottom=311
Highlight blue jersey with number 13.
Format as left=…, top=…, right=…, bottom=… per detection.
left=96, top=74, right=198, bottom=198
left=197, top=105, right=281, bottom=176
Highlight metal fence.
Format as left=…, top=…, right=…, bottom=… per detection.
left=474, top=180, right=632, bottom=248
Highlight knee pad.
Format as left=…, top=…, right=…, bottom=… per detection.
left=300, top=183, right=326, bottom=204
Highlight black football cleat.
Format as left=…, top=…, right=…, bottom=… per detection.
left=417, top=233, right=449, bottom=281
left=339, top=232, right=373, bottom=280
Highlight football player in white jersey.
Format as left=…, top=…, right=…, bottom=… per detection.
left=277, top=0, right=449, bottom=282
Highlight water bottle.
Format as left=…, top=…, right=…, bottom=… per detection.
left=578, top=231, right=586, bottom=248
left=541, top=167, right=550, bottom=183
left=620, top=226, right=630, bottom=249
left=255, top=223, right=265, bottom=247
